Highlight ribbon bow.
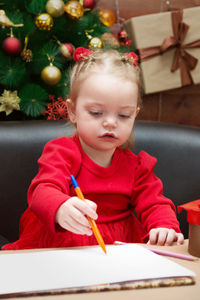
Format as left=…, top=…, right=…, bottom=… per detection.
left=140, top=10, right=200, bottom=86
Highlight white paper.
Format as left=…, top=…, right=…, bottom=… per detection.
left=0, top=244, right=195, bottom=295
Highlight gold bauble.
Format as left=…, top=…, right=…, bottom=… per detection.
left=99, top=10, right=116, bottom=27
left=88, top=37, right=104, bottom=49
left=101, top=32, right=120, bottom=48
left=46, top=0, right=65, bottom=18
left=41, top=64, right=62, bottom=85
left=64, top=0, right=84, bottom=20
left=35, top=13, right=53, bottom=31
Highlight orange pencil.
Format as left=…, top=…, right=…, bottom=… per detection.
left=70, top=175, right=107, bottom=254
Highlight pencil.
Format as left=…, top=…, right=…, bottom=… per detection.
left=70, top=175, right=107, bottom=254
left=147, top=247, right=198, bottom=261
left=114, top=241, right=198, bottom=261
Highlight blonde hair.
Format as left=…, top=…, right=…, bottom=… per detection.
left=69, top=49, right=142, bottom=107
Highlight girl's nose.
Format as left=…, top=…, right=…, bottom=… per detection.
left=103, top=116, right=117, bottom=129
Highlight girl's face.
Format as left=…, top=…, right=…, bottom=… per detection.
left=68, top=73, right=139, bottom=165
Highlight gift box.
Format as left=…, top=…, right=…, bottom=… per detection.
left=178, top=199, right=200, bottom=258
left=124, top=7, right=200, bottom=94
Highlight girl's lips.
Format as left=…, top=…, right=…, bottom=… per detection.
left=99, top=133, right=117, bottom=141
left=101, top=133, right=117, bottom=138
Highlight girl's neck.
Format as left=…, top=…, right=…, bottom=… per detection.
left=78, top=137, right=115, bottom=167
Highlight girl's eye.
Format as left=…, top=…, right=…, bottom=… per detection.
left=119, top=114, right=130, bottom=119
left=89, top=111, right=102, bottom=117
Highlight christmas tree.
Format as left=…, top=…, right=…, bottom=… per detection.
left=0, top=0, right=133, bottom=121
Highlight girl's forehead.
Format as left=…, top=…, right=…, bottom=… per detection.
left=81, top=73, right=134, bottom=86
left=76, top=74, right=138, bottom=107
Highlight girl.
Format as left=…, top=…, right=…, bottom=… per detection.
left=2, top=48, right=184, bottom=250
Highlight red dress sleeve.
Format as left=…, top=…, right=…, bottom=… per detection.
left=28, top=137, right=82, bottom=233
left=132, top=151, right=180, bottom=233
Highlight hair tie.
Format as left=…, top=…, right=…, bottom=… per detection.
left=73, top=47, right=94, bottom=61
left=124, top=52, right=139, bottom=68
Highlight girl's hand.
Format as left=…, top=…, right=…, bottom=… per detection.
left=148, top=228, right=184, bottom=246
left=55, top=197, right=98, bottom=236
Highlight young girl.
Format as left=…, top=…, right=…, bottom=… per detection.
left=2, top=48, right=184, bottom=250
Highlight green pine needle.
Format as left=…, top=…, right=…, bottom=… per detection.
left=3, top=0, right=25, bottom=11
left=0, top=58, right=26, bottom=89
left=30, top=41, right=65, bottom=74
left=19, top=84, right=48, bottom=117
left=68, top=10, right=109, bottom=47
left=27, top=0, right=47, bottom=15
left=0, top=1, right=135, bottom=120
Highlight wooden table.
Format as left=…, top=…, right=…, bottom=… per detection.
left=2, top=240, right=199, bottom=300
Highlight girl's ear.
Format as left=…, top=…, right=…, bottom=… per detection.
left=66, top=99, right=77, bottom=124
left=136, top=107, right=140, bottom=117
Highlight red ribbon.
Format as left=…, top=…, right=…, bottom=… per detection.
left=139, top=10, right=200, bottom=86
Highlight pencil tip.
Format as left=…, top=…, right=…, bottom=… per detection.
left=102, top=246, right=107, bottom=254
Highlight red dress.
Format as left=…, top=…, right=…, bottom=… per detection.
left=3, top=136, right=180, bottom=250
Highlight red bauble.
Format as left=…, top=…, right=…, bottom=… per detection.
left=2, top=37, right=22, bottom=56
left=60, top=43, right=75, bottom=59
left=83, top=0, right=95, bottom=9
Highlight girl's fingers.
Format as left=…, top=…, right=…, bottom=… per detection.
left=73, top=198, right=98, bottom=220
left=68, top=204, right=91, bottom=227
left=148, top=229, right=159, bottom=245
left=148, top=228, right=168, bottom=245
left=165, top=229, right=176, bottom=246
left=85, top=199, right=97, bottom=210
left=176, top=233, right=184, bottom=245
left=63, top=215, right=92, bottom=236
left=55, top=197, right=98, bottom=235
left=148, top=228, right=185, bottom=246
left=155, top=229, right=168, bottom=245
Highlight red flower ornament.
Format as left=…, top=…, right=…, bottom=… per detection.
left=124, top=52, right=139, bottom=67
left=73, top=47, right=93, bottom=61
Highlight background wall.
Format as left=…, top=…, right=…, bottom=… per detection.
left=97, top=0, right=200, bottom=127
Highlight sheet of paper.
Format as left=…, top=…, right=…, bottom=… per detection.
left=0, top=244, right=195, bottom=295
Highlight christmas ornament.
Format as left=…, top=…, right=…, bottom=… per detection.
left=0, top=10, right=23, bottom=28
left=20, top=36, right=32, bottom=62
left=82, top=0, right=95, bottom=9
left=119, top=29, right=128, bottom=40
left=43, top=95, right=68, bottom=120
left=19, top=84, right=48, bottom=117
left=2, top=35, right=22, bottom=56
left=35, top=13, right=53, bottom=31
left=118, top=30, right=132, bottom=46
left=88, top=37, right=104, bottom=49
left=21, top=48, right=32, bottom=62
left=101, top=32, right=120, bottom=48
left=64, top=0, right=84, bottom=20
left=41, top=63, right=62, bottom=86
left=124, top=52, right=139, bottom=68
left=73, top=47, right=93, bottom=61
left=99, top=10, right=116, bottom=27
left=46, top=0, right=65, bottom=18
left=59, top=43, right=75, bottom=59
left=0, top=90, right=20, bottom=115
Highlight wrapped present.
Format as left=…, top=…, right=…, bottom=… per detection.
left=124, top=7, right=200, bottom=94
left=178, top=199, right=200, bottom=258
